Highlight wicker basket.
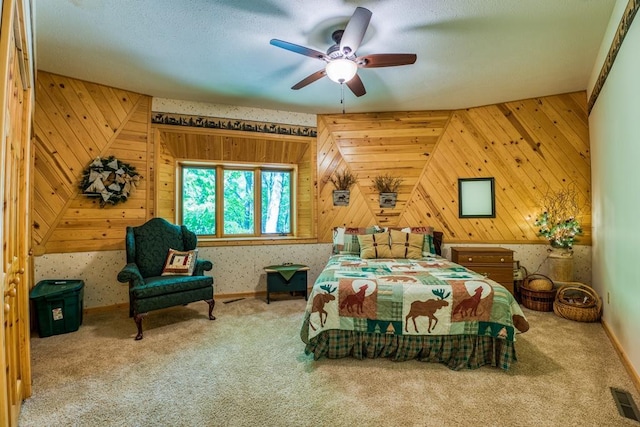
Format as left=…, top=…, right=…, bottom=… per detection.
left=520, top=274, right=557, bottom=311
left=553, top=283, right=602, bottom=322
left=524, top=273, right=554, bottom=291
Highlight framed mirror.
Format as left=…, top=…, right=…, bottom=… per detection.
left=458, top=177, right=495, bottom=218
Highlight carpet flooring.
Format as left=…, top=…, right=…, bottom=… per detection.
left=18, top=296, right=640, bottom=426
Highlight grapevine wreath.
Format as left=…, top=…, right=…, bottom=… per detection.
left=79, top=156, right=141, bottom=207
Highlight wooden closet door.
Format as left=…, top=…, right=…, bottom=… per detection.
left=1, top=0, right=33, bottom=425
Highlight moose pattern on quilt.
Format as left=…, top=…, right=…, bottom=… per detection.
left=303, top=254, right=529, bottom=342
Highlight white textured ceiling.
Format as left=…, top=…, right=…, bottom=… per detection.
left=35, top=0, right=616, bottom=115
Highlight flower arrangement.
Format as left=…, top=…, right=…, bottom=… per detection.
left=534, top=186, right=583, bottom=249
left=329, top=169, right=358, bottom=191
left=79, top=156, right=141, bottom=207
left=372, top=174, right=402, bottom=193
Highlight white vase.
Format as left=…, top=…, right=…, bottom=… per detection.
left=547, top=247, right=574, bottom=283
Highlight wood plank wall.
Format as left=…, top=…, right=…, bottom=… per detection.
left=32, top=72, right=317, bottom=254
left=154, top=129, right=175, bottom=220
left=32, top=71, right=152, bottom=254
left=317, top=92, right=591, bottom=246
left=33, top=72, right=590, bottom=252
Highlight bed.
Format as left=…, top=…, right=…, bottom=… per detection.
left=300, top=227, right=529, bottom=370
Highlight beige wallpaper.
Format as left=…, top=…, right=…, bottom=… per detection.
left=34, top=243, right=590, bottom=309
left=152, top=97, right=317, bottom=127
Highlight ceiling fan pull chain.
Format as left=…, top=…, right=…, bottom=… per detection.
left=341, top=82, right=346, bottom=114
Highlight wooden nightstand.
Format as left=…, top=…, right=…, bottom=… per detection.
left=264, top=264, right=309, bottom=304
left=450, top=247, right=515, bottom=296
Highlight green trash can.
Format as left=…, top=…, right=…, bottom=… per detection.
left=30, top=280, right=84, bottom=337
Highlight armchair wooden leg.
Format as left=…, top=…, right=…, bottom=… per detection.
left=134, top=313, right=146, bottom=340
left=206, top=299, right=216, bottom=320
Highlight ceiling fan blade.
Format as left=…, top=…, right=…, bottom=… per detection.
left=270, top=39, right=328, bottom=61
left=358, top=53, right=417, bottom=68
left=346, top=74, right=366, bottom=97
left=340, top=7, right=372, bottom=56
left=291, top=69, right=326, bottom=90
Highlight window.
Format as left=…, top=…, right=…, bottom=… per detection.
left=182, top=167, right=216, bottom=235
left=180, top=163, right=294, bottom=237
left=223, top=169, right=254, bottom=234
left=261, top=170, right=291, bottom=234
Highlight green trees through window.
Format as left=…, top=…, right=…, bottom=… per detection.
left=261, top=170, right=291, bottom=234
left=223, top=170, right=254, bottom=234
left=182, top=167, right=216, bottom=235
left=181, top=164, right=292, bottom=237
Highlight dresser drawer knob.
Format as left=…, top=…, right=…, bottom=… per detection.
left=468, top=257, right=473, bottom=262
left=500, top=258, right=505, bottom=262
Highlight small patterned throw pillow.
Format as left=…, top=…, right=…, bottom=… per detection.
left=390, top=229, right=423, bottom=259
left=358, top=232, right=392, bottom=259
left=161, top=249, right=198, bottom=276
left=332, top=226, right=381, bottom=254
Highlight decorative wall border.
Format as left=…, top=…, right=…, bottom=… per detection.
left=151, top=112, right=317, bottom=137
left=588, top=0, right=640, bottom=114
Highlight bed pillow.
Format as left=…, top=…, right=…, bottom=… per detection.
left=161, top=248, right=198, bottom=276
left=390, top=229, right=423, bottom=259
left=388, top=226, right=437, bottom=256
left=332, top=226, right=381, bottom=254
left=358, top=232, right=392, bottom=259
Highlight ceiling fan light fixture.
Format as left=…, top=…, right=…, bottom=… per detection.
left=271, top=7, right=415, bottom=97
left=325, top=58, right=358, bottom=84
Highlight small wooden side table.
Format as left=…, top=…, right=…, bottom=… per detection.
left=264, top=264, right=309, bottom=304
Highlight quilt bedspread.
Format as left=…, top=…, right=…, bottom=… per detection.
left=301, top=254, right=529, bottom=343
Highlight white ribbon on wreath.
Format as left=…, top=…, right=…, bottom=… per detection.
left=81, top=157, right=141, bottom=206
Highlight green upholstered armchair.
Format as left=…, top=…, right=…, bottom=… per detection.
left=117, top=218, right=215, bottom=340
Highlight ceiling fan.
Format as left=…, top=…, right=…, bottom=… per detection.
left=270, top=7, right=417, bottom=97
